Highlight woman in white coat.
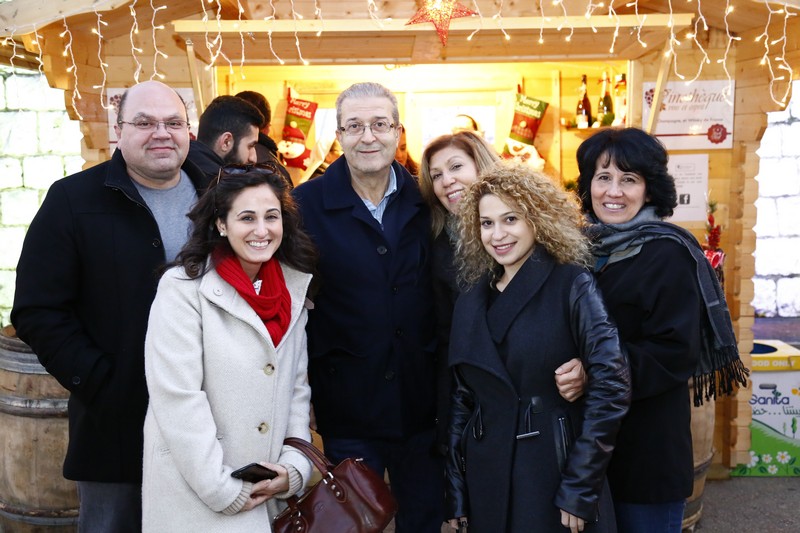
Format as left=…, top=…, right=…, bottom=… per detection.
left=142, top=163, right=317, bottom=532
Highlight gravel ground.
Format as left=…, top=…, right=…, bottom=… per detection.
left=384, top=476, right=800, bottom=532
left=693, top=477, right=800, bottom=532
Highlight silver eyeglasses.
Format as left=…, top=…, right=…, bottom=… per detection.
left=338, top=120, right=395, bottom=136
left=117, top=119, right=190, bottom=132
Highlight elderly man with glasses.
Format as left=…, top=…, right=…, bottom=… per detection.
left=12, top=80, right=209, bottom=533
left=292, top=82, right=443, bottom=532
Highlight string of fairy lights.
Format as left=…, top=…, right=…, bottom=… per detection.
left=0, top=0, right=797, bottom=117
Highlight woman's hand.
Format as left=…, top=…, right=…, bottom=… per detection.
left=560, top=509, right=585, bottom=533
left=555, top=358, right=586, bottom=402
left=309, top=403, right=317, bottom=431
left=241, top=463, right=290, bottom=511
left=447, top=517, right=468, bottom=531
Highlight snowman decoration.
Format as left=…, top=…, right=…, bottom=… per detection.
left=278, top=121, right=312, bottom=170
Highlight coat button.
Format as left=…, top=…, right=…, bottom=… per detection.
left=392, top=286, right=398, bottom=294
left=377, top=245, right=388, bottom=255
left=384, top=370, right=395, bottom=381
left=258, top=422, right=269, bottom=434
left=71, top=376, right=81, bottom=385
left=263, top=363, right=275, bottom=375
left=152, top=238, right=161, bottom=248
left=213, top=288, right=223, bottom=296
left=395, top=328, right=403, bottom=337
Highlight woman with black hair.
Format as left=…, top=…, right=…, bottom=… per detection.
left=576, top=128, right=746, bottom=533
left=142, top=163, right=317, bottom=532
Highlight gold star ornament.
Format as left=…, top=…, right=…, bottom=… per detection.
left=405, top=0, right=478, bottom=47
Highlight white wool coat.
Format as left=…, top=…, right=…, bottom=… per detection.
left=142, top=263, right=313, bottom=532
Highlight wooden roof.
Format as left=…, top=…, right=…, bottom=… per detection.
left=0, top=0, right=796, bottom=66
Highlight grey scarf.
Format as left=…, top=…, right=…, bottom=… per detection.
left=585, top=207, right=749, bottom=406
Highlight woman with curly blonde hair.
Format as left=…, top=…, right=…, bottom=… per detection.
left=455, top=161, right=592, bottom=286
left=420, top=134, right=586, bottom=457
left=445, top=160, right=631, bottom=533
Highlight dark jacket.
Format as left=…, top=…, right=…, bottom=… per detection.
left=256, top=132, right=279, bottom=159
left=254, top=133, right=293, bottom=188
left=595, top=239, right=701, bottom=503
left=431, top=230, right=459, bottom=454
left=189, top=137, right=293, bottom=189
left=187, top=139, right=224, bottom=182
left=292, top=157, right=437, bottom=439
left=11, top=150, right=209, bottom=482
left=446, top=249, right=630, bottom=532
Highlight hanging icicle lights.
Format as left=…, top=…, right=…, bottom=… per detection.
left=0, top=1, right=795, bottom=108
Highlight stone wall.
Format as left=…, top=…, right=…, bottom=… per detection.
left=0, top=67, right=84, bottom=326
left=753, top=80, right=800, bottom=317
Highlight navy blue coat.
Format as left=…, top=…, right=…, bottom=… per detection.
left=292, top=157, right=437, bottom=439
left=12, top=150, right=209, bottom=482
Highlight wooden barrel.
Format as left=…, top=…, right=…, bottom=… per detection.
left=0, top=326, right=78, bottom=532
left=681, top=377, right=716, bottom=532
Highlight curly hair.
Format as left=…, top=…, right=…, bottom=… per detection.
left=173, top=164, right=317, bottom=279
left=576, top=127, right=677, bottom=219
left=456, top=160, right=591, bottom=287
left=420, top=131, right=500, bottom=237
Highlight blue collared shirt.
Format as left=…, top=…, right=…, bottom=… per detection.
left=360, top=166, right=398, bottom=226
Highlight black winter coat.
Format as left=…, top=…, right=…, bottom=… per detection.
left=446, top=249, right=630, bottom=532
left=431, top=230, right=459, bottom=454
left=12, top=150, right=208, bottom=482
left=187, top=139, right=224, bottom=182
left=595, top=238, right=701, bottom=503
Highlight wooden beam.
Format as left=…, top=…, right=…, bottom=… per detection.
left=755, top=0, right=800, bottom=9
left=644, top=44, right=673, bottom=134
left=171, top=14, right=695, bottom=35
left=184, top=38, right=206, bottom=115
left=0, top=0, right=128, bottom=36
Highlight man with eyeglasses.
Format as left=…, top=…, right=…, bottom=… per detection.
left=187, top=95, right=262, bottom=181
left=292, top=82, right=443, bottom=532
left=12, top=80, right=209, bottom=532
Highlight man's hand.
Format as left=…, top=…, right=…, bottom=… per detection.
left=555, top=358, right=586, bottom=402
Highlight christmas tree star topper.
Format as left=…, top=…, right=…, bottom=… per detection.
left=405, top=0, right=477, bottom=47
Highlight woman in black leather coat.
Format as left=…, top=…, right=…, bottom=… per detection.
left=445, top=160, right=631, bottom=533
left=419, top=132, right=587, bottom=456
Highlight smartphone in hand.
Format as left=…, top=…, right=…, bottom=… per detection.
left=230, top=463, right=278, bottom=483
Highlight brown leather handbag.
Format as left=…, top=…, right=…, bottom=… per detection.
left=272, top=437, right=398, bottom=533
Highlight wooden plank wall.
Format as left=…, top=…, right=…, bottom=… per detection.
left=726, top=18, right=799, bottom=468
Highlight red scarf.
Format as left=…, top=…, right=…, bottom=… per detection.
left=213, top=249, right=291, bottom=346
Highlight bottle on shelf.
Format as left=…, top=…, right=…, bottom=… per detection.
left=595, top=71, right=614, bottom=127
left=576, top=74, right=592, bottom=129
left=613, top=73, right=627, bottom=126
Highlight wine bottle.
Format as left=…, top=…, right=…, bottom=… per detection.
left=596, top=71, right=614, bottom=126
left=576, top=74, right=592, bottom=129
left=613, top=73, right=627, bottom=126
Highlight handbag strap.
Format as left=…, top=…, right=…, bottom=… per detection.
left=283, top=437, right=334, bottom=477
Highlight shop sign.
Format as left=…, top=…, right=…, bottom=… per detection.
left=642, top=80, right=734, bottom=150
left=667, top=153, right=708, bottom=223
